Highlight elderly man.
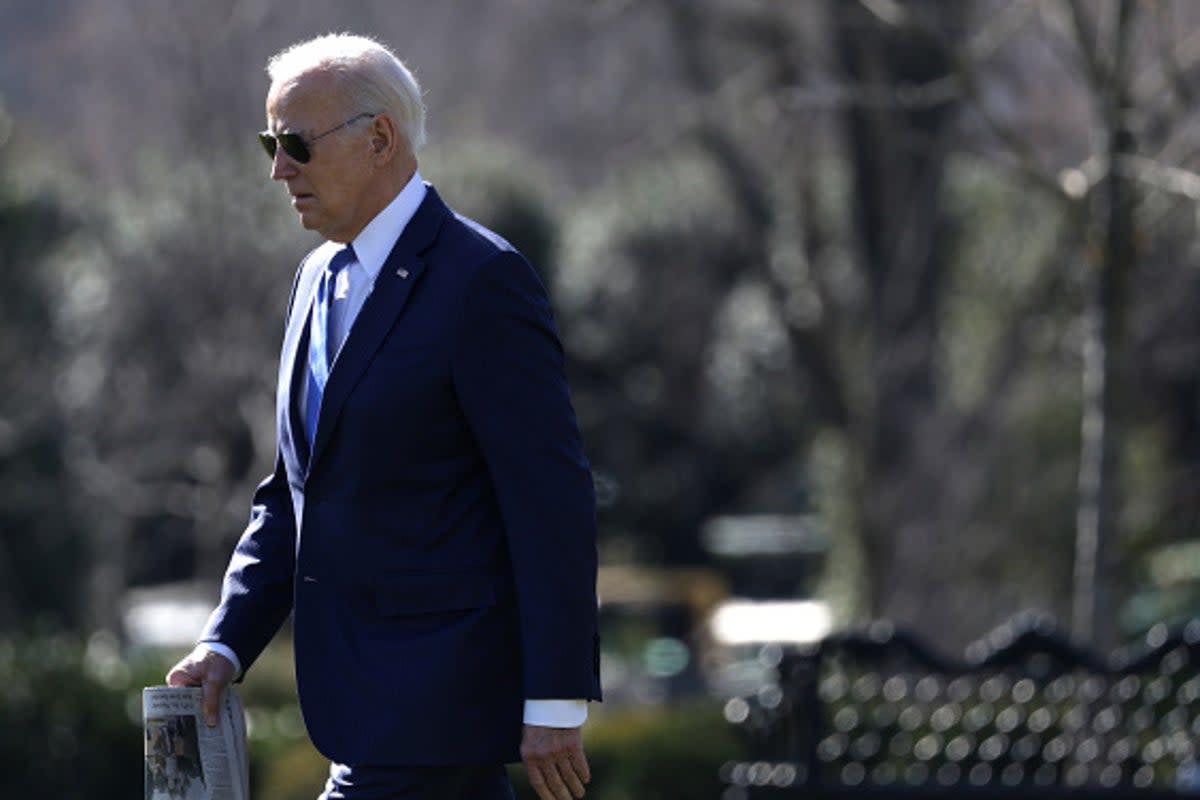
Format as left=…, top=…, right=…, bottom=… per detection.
left=165, top=33, right=601, bottom=800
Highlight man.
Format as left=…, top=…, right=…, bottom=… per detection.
left=165, top=33, right=601, bottom=800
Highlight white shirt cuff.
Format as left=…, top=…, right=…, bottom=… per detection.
left=198, top=641, right=242, bottom=678
left=523, top=699, right=588, bottom=728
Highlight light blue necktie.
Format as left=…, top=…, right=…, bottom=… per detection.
left=305, top=245, right=356, bottom=449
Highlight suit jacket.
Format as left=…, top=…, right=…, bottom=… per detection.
left=201, top=186, right=602, bottom=766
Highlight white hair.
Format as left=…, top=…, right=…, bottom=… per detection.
left=267, top=33, right=427, bottom=152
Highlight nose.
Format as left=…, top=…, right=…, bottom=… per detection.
left=270, top=145, right=298, bottom=180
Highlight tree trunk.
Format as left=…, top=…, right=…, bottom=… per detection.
left=831, top=0, right=964, bottom=636
left=1073, top=0, right=1137, bottom=652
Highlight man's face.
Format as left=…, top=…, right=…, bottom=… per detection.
left=265, top=71, right=376, bottom=243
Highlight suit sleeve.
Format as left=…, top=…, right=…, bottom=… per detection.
left=197, top=255, right=312, bottom=675
left=198, top=451, right=297, bottom=674
left=452, top=251, right=602, bottom=702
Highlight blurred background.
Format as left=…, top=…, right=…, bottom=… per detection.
left=1, top=0, right=1199, bottom=797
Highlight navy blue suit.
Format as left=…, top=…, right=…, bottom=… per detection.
left=201, top=187, right=601, bottom=767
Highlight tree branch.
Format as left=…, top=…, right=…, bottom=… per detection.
left=1066, top=0, right=1109, bottom=92
left=658, top=0, right=853, bottom=432
left=840, top=0, right=1076, bottom=213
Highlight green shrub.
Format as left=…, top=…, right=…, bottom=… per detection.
left=0, top=632, right=158, bottom=799
left=255, top=734, right=330, bottom=800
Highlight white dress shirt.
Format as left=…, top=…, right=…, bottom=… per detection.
left=204, top=171, right=586, bottom=729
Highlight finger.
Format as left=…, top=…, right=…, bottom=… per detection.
left=201, top=678, right=223, bottom=727
left=540, top=762, right=574, bottom=800
left=558, top=758, right=587, bottom=798
left=165, top=659, right=201, bottom=687
left=569, top=744, right=591, bottom=785
left=527, top=763, right=557, bottom=800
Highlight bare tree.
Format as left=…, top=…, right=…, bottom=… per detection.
left=640, top=0, right=1200, bottom=646
left=1068, top=0, right=1138, bottom=651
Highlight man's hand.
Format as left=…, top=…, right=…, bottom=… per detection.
left=165, top=646, right=237, bottom=727
left=521, top=724, right=590, bottom=800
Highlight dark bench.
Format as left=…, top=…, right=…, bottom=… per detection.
left=722, top=614, right=1200, bottom=799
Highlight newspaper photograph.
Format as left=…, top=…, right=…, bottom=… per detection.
left=143, top=686, right=248, bottom=800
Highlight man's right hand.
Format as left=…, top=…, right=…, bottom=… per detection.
left=165, top=646, right=237, bottom=727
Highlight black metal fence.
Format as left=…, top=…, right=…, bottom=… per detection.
left=722, top=614, right=1200, bottom=799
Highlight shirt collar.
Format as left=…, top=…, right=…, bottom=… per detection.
left=347, top=170, right=428, bottom=283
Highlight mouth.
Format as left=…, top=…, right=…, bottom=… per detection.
left=290, top=192, right=314, bottom=207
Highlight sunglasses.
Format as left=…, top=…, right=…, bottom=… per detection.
left=258, top=112, right=377, bottom=164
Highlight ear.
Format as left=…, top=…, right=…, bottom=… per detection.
left=368, top=112, right=402, bottom=164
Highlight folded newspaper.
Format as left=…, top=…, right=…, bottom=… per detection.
left=143, top=686, right=249, bottom=800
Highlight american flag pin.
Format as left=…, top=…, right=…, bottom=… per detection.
left=397, top=268, right=410, bottom=279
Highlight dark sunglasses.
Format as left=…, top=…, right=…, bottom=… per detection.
left=258, top=112, right=377, bottom=163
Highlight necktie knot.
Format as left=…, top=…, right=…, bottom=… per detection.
left=323, top=245, right=356, bottom=305
left=328, top=244, right=355, bottom=276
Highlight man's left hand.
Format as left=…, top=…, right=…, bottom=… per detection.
left=521, top=724, right=590, bottom=800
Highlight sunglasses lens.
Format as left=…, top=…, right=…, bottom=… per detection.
left=279, top=133, right=311, bottom=164
left=257, top=132, right=311, bottom=163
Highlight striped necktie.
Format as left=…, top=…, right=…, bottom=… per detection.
left=305, top=245, right=355, bottom=448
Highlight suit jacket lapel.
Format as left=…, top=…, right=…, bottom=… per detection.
left=307, top=187, right=451, bottom=469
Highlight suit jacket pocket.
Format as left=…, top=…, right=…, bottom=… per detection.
left=372, top=571, right=501, bottom=617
